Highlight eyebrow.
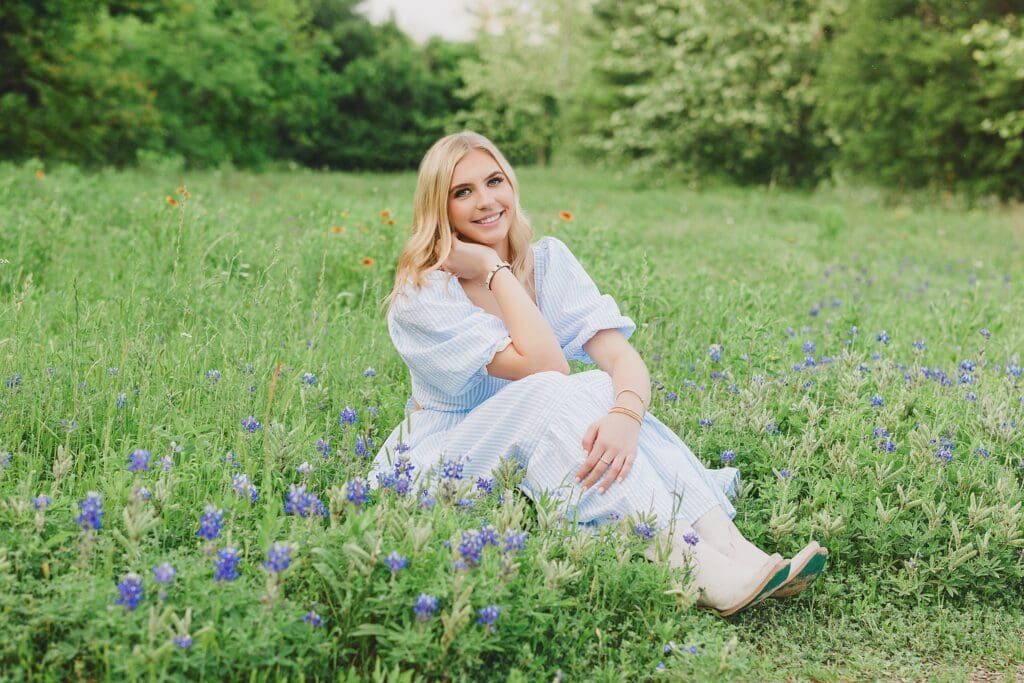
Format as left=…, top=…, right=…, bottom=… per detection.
left=450, top=170, right=503, bottom=193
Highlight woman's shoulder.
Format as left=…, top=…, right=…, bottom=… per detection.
left=389, top=270, right=462, bottom=320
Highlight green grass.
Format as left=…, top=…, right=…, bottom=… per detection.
left=1, top=159, right=1023, bottom=681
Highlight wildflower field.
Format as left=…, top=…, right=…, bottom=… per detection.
left=1, top=160, right=1023, bottom=682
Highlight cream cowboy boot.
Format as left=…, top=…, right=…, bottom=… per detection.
left=692, top=506, right=827, bottom=599
left=644, top=523, right=789, bottom=618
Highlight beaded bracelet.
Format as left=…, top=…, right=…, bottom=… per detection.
left=484, top=261, right=512, bottom=290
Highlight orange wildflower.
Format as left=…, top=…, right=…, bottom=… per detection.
left=559, top=210, right=574, bottom=221
left=330, top=225, right=346, bottom=234
left=166, top=196, right=179, bottom=207
left=176, top=186, right=186, bottom=195
left=361, top=257, right=375, bottom=267
left=35, top=169, right=46, bottom=180
left=379, top=208, right=392, bottom=221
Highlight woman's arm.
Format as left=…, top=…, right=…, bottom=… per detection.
left=575, top=328, right=650, bottom=491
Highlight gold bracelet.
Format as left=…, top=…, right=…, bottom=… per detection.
left=614, top=388, right=647, bottom=410
left=608, top=405, right=643, bottom=425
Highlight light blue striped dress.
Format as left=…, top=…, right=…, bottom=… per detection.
left=371, top=236, right=739, bottom=527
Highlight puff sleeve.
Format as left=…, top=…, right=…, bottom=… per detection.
left=541, top=237, right=636, bottom=364
left=388, top=272, right=512, bottom=397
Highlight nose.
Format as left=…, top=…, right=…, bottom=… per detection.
left=476, top=187, right=496, bottom=210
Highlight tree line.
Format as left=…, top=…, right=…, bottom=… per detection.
left=2, top=0, right=1022, bottom=198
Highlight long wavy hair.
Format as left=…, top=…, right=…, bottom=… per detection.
left=386, top=131, right=535, bottom=308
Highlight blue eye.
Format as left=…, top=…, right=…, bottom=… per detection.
left=454, top=188, right=470, bottom=198
left=488, top=176, right=503, bottom=186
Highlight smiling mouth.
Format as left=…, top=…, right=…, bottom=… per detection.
left=472, top=210, right=504, bottom=225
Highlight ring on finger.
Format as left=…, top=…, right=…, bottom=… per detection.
left=599, top=455, right=613, bottom=464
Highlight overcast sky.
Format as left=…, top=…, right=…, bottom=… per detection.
left=357, top=0, right=477, bottom=43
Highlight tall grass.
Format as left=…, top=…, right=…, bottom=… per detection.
left=0, top=161, right=1022, bottom=681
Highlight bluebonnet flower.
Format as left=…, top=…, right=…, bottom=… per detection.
left=932, top=436, right=956, bottom=464
left=316, top=438, right=331, bottom=459
left=302, top=372, right=317, bottom=386
left=872, top=427, right=890, bottom=439
left=116, top=393, right=127, bottom=409
left=785, top=327, right=796, bottom=338
left=765, top=422, right=780, bottom=435
left=174, top=636, right=193, bottom=649
left=802, top=380, right=815, bottom=390
left=262, top=543, right=291, bottom=573
left=686, top=644, right=699, bottom=654
left=61, top=419, right=78, bottom=434
left=809, top=304, right=820, bottom=317
left=682, top=532, right=699, bottom=546
left=848, top=326, right=859, bottom=336
left=135, top=487, right=152, bottom=502
left=418, top=489, right=436, bottom=510
left=477, top=605, right=501, bottom=627
left=961, top=360, right=976, bottom=373
left=115, top=573, right=144, bottom=611
left=803, top=356, right=817, bottom=368
left=205, top=369, right=221, bottom=383
left=345, top=477, right=369, bottom=508
left=32, top=494, right=52, bottom=511
left=965, top=392, right=978, bottom=402
left=657, top=662, right=666, bottom=672
left=475, top=477, right=495, bottom=495
left=821, top=356, right=834, bottom=364
left=912, top=340, right=926, bottom=352
left=196, top=505, right=224, bottom=540
left=708, top=345, right=722, bottom=363
left=710, top=371, right=727, bottom=380
left=470, top=525, right=497, bottom=550
left=297, top=461, right=314, bottom=478
left=153, top=563, right=176, bottom=584
left=232, top=473, right=259, bottom=503
left=633, top=522, right=655, bottom=539
left=441, top=457, right=465, bottom=480
left=127, top=448, right=151, bottom=472
left=699, top=418, right=713, bottom=429
left=974, top=447, right=990, bottom=458
left=456, top=497, right=475, bottom=509
left=665, top=391, right=678, bottom=401
left=458, top=530, right=484, bottom=566
left=793, top=363, right=804, bottom=372
left=0, top=452, right=10, bottom=468
left=395, top=442, right=411, bottom=454
left=76, top=491, right=104, bottom=531
left=726, top=384, right=739, bottom=394
left=304, top=611, right=324, bottom=627
left=284, top=483, right=328, bottom=517
left=354, top=435, right=373, bottom=457
left=960, top=373, right=974, bottom=385
left=1008, top=363, right=1022, bottom=377
left=385, top=551, right=408, bottom=573
left=240, top=416, right=260, bottom=432
left=778, top=469, right=795, bottom=481
left=720, top=450, right=736, bottom=464
left=803, top=341, right=816, bottom=354
left=858, top=363, right=871, bottom=375
left=870, top=394, right=884, bottom=407
left=413, top=594, right=438, bottom=621
left=870, top=352, right=882, bottom=360
left=6, top=374, right=22, bottom=388
left=980, top=328, right=991, bottom=339
left=876, top=331, right=890, bottom=344
left=364, top=367, right=377, bottom=378
left=338, top=407, right=358, bottom=425
left=214, top=548, right=241, bottom=582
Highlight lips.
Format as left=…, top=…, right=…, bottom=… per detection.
left=472, top=210, right=504, bottom=225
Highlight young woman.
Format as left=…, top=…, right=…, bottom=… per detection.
left=372, top=131, right=827, bottom=616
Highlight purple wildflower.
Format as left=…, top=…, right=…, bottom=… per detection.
left=232, top=473, right=259, bottom=503
left=115, top=573, right=144, bottom=611
left=153, top=563, right=176, bottom=584
left=458, top=530, right=484, bottom=566
left=778, top=469, right=796, bottom=481
left=803, top=341, right=816, bottom=354
left=479, top=524, right=500, bottom=547
left=385, top=551, right=408, bottom=573
left=205, top=369, right=221, bottom=383
left=870, top=394, right=884, bottom=407
left=302, top=372, right=317, bottom=385
left=304, top=610, right=324, bottom=627
left=709, top=344, right=722, bottom=362
left=297, top=461, right=314, bottom=478
left=876, top=331, right=890, bottom=344
left=633, top=522, right=655, bottom=539
left=354, top=435, right=373, bottom=457
left=196, top=505, right=224, bottom=540
left=5, top=373, right=21, bottom=388
left=980, top=328, right=991, bottom=339
left=214, top=548, right=241, bottom=582
left=720, top=450, right=736, bottom=464
left=363, top=367, right=377, bottom=378
left=116, top=393, right=127, bottom=409
left=699, top=418, right=713, bottom=429
left=441, top=457, right=464, bottom=480
left=315, top=438, right=331, bottom=459
left=262, top=543, right=292, bottom=573
left=456, top=497, right=475, bottom=509
left=418, top=489, right=436, bottom=510
left=475, top=477, right=495, bottom=495
left=338, top=407, right=358, bottom=425
left=666, top=391, right=678, bottom=401
left=413, top=593, right=438, bottom=621
left=284, top=484, right=328, bottom=518
left=682, top=532, right=700, bottom=546
left=240, top=416, right=261, bottom=432
left=32, top=494, right=52, bottom=511
left=127, top=448, right=151, bottom=472
left=346, top=477, right=369, bottom=508
left=477, top=605, right=501, bottom=627
left=76, top=491, right=104, bottom=531
left=174, top=636, right=193, bottom=649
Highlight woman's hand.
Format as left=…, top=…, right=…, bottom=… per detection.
left=576, top=413, right=641, bottom=493
left=441, top=234, right=500, bottom=281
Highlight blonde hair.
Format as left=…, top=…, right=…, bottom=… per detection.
left=386, top=131, right=535, bottom=308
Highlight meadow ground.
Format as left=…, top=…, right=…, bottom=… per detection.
left=1, top=160, right=1023, bottom=681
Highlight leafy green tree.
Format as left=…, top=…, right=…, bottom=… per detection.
left=818, top=0, right=1024, bottom=198
left=585, top=0, right=842, bottom=186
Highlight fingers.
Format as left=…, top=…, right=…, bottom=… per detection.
left=581, top=423, right=598, bottom=453
left=599, top=451, right=635, bottom=492
left=579, top=448, right=615, bottom=491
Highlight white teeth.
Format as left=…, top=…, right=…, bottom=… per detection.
left=474, top=211, right=502, bottom=225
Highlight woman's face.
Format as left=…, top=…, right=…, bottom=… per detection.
left=447, top=149, right=514, bottom=252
